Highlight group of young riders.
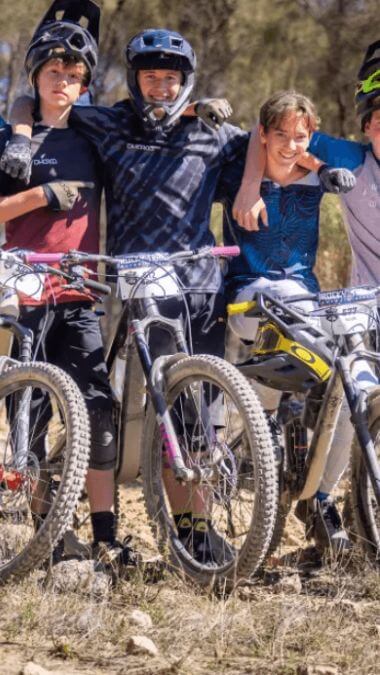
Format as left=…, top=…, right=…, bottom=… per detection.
left=0, top=0, right=378, bottom=573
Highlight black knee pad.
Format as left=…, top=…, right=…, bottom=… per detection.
left=88, top=409, right=117, bottom=470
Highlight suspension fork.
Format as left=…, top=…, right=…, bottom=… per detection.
left=336, top=355, right=380, bottom=507
left=299, top=370, right=344, bottom=500
left=0, top=318, right=34, bottom=470
left=130, top=319, right=195, bottom=482
left=131, top=306, right=217, bottom=484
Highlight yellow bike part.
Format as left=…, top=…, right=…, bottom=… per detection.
left=227, top=300, right=256, bottom=316
left=253, top=323, right=331, bottom=382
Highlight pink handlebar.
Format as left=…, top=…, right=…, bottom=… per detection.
left=24, top=246, right=240, bottom=264
left=210, top=246, right=240, bottom=258
left=25, top=253, right=64, bottom=263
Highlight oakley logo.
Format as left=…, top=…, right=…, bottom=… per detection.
left=126, top=143, right=157, bottom=152
left=33, top=154, right=58, bottom=166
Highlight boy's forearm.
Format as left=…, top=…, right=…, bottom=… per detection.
left=183, top=102, right=196, bottom=116
left=232, top=125, right=267, bottom=231
left=241, top=126, right=265, bottom=186
left=0, top=186, right=47, bottom=222
left=296, top=151, right=324, bottom=173
left=9, top=95, right=35, bottom=138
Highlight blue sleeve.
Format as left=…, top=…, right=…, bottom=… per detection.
left=308, top=131, right=368, bottom=171
left=215, top=125, right=248, bottom=202
left=218, top=123, right=249, bottom=162
left=0, top=122, right=12, bottom=196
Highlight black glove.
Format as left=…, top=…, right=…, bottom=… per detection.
left=318, top=165, right=356, bottom=194
left=0, top=134, right=33, bottom=183
left=194, top=98, right=233, bottom=130
left=42, top=180, right=95, bottom=211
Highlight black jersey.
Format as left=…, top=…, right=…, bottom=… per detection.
left=0, top=123, right=101, bottom=304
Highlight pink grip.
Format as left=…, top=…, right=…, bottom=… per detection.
left=210, top=246, right=240, bottom=258
left=24, top=253, right=64, bottom=263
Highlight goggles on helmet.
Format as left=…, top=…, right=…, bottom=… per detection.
left=356, top=69, right=380, bottom=95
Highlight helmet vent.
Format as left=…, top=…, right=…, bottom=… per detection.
left=143, top=36, right=155, bottom=46
left=171, top=38, right=183, bottom=48
left=70, top=33, right=85, bottom=49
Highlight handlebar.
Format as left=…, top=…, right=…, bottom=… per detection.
left=0, top=245, right=239, bottom=297
left=22, top=245, right=241, bottom=267
left=0, top=250, right=111, bottom=297
left=227, top=285, right=380, bottom=317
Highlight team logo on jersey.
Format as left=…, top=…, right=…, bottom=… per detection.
left=33, top=154, right=58, bottom=166
left=126, top=142, right=157, bottom=152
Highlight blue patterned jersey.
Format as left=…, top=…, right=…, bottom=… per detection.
left=69, top=101, right=248, bottom=291
left=224, top=172, right=324, bottom=296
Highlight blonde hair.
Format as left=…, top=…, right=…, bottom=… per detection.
left=259, top=90, right=320, bottom=133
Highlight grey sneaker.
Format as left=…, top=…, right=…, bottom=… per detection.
left=295, top=496, right=352, bottom=554
left=314, top=497, right=352, bottom=554
left=191, top=525, right=236, bottom=567
left=92, top=535, right=141, bottom=570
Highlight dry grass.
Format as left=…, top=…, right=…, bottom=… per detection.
left=1, top=526, right=380, bottom=675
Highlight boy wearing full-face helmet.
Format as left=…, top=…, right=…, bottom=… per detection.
left=66, top=27, right=249, bottom=564
left=0, top=0, right=140, bottom=568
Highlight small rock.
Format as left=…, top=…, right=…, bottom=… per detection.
left=126, top=635, right=159, bottom=657
left=22, top=663, right=52, bottom=675
left=297, top=666, right=339, bottom=675
left=273, top=573, right=302, bottom=594
left=339, top=599, right=363, bottom=618
left=48, top=559, right=110, bottom=597
left=77, top=607, right=101, bottom=633
left=129, top=609, right=153, bottom=630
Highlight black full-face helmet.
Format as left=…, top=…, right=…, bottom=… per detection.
left=355, top=40, right=380, bottom=131
left=125, top=28, right=196, bottom=129
left=25, top=0, right=100, bottom=86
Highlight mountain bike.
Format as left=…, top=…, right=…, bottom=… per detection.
left=228, top=283, right=380, bottom=559
left=0, top=250, right=95, bottom=582
left=32, top=246, right=278, bottom=587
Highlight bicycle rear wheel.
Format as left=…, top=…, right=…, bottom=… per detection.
left=351, top=386, right=380, bottom=561
left=142, top=355, right=277, bottom=588
left=0, top=361, right=90, bottom=582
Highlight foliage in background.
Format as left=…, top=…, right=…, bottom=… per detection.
left=0, top=0, right=372, bottom=288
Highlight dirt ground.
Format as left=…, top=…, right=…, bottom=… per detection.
left=0, top=482, right=380, bottom=675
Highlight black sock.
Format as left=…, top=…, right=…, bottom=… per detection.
left=192, top=517, right=211, bottom=547
left=174, top=512, right=192, bottom=540
left=91, top=511, right=115, bottom=545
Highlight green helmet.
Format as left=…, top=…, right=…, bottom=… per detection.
left=355, top=40, right=380, bottom=130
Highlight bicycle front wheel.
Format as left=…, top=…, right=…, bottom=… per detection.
left=351, top=386, right=380, bottom=561
left=142, top=355, right=277, bottom=588
left=0, top=362, right=90, bottom=582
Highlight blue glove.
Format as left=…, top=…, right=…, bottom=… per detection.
left=318, top=165, right=356, bottom=194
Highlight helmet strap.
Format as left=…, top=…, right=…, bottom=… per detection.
left=32, top=87, right=42, bottom=123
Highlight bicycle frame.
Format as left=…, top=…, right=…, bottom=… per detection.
left=232, top=289, right=380, bottom=507
left=107, top=295, right=216, bottom=486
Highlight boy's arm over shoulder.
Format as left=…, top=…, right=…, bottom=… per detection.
left=214, top=124, right=249, bottom=207
left=217, top=123, right=249, bottom=163
left=69, top=101, right=125, bottom=145
left=309, top=131, right=368, bottom=171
